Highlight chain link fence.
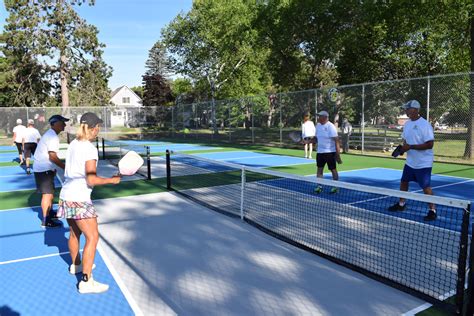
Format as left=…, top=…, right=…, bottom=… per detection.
left=0, top=73, right=472, bottom=164
left=169, top=73, right=473, bottom=164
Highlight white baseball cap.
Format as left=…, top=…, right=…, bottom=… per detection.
left=317, top=110, right=329, bottom=117
left=16, top=119, right=22, bottom=124
left=402, top=100, right=421, bottom=109
left=28, top=119, right=34, bottom=125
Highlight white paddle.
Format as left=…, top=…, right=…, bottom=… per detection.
left=118, top=151, right=144, bottom=176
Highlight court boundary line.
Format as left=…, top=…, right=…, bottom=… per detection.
left=377, top=166, right=474, bottom=181
left=401, top=303, right=432, bottom=316
left=0, top=251, right=71, bottom=265
left=97, top=243, right=144, bottom=316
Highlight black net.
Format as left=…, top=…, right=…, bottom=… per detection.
left=166, top=151, right=471, bottom=314
left=102, top=139, right=151, bottom=180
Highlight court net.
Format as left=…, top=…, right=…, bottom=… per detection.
left=166, top=150, right=472, bottom=315
left=101, top=138, right=151, bottom=180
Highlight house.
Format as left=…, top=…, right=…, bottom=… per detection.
left=109, top=86, right=143, bottom=127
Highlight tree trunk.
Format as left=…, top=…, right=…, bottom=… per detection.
left=60, top=53, right=69, bottom=109
left=463, top=15, right=474, bottom=159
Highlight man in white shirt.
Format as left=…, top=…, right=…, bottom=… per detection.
left=314, top=111, right=342, bottom=194
left=33, top=114, right=69, bottom=228
left=22, top=119, right=41, bottom=174
left=12, top=118, right=26, bottom=165
left=388, top=100, right=436, bottom=221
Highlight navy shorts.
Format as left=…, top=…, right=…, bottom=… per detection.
left=317, top=152, right=337, bottom=170
left=401, top=165, right=432, bottom=189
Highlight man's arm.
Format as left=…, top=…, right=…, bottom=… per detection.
left=334, top=136, right=342, bottom=163
left=48, top=151, right=65, bottom=170
left=402, top=140, right=433, bottom=152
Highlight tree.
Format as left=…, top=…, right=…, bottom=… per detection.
left=162, top=0, right=265, bottom=134
left=145, top=42, right=172, bottom=80
left=3, top=0, right=111, bottom=111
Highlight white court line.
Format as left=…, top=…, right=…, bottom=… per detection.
left=0, top=250, right=71, bottom=265
left=377, top=166, right=474, bottom=181
left=401, top=303, right=432, bottom=316
left=303, top=167, right=381, bottom=177
left=97, top=243, right=144, bottom=316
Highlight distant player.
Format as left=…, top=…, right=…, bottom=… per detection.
left=22, top=119, right=41, bottom=174
left=12, top=119, right=26, bottom=164
left=388, top=100, right=436, bottom=221
left=301, top=114, right=316, bottom=159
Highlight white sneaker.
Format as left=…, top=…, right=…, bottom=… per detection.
left=69, top=263, right=96, bottom=275
left=78, top=275, right=109, bottom=294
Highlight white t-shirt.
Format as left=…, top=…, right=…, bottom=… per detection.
left=33, top=129, right=60, bottom=172
left=13, top=125, right=26, bottom=143
left=316, top=121, right=338, bottom=153
left=23, top=127, right=41, bottom=143
left=402, top=116, right=434, bottom=169
left=301, top=120, right=316, bottom=138
left=60, top=139, right=98, bottom=202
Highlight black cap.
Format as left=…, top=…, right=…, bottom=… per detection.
left=49, top=115, right=70, bottom=124
left=80, top=112, right=103, bottom=127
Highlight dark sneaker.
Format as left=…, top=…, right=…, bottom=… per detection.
left=49, top=211, right=58, bottom=219
left=26, top=168, right=31, bottom=175
left=424, top=210, right=437, bottom=221
left=388, top=202, right=406, bottom=212
left=41, top=220, right=62, bottom=229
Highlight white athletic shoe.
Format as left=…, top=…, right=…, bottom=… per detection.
left=69, top=263, right=96, bottom=275
left=78, top=275, right=109, bottom=294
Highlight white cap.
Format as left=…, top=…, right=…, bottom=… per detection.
left=28, top=119, right=34, bottom=125
left=402, top=100, right=420, bottom=109
left=16, top=119, right=22, bottom=124
left=317, top=111, right=329, bottom=117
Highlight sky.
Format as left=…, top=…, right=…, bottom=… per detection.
left=0, top=0, right=193, bottom=90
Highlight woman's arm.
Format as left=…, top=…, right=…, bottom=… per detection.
left=85, top=160, right=120, bottom=186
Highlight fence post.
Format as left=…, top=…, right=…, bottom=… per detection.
left=361, top=85, right=365, bottom=153
left=427, top=76, right=431, bottom=122
left=166, top=150, right=171, bottom=190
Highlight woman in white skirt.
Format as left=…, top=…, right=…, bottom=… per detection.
left=57, top=112, right=120, bottom=294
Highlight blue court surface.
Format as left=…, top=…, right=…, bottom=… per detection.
left=0, top=207, right=134, bottom=315
left=195, top=151, right=313, bottom=168
left=0, top=165, right=62, bottom=192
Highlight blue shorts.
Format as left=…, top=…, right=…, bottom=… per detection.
left=401, top=165, right=432, bottom=189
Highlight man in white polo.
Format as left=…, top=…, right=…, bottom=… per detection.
left=33, top=114, right=69, bottom=228
left=314, top=110, right=342, bottom=194
left=388, top=100, right=436, bottom=221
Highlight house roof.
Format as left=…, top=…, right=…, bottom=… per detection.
left=110, top=85, right=142, bottom=101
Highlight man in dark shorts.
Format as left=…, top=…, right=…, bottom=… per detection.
left=33, top=115, right=69, bottom=228
left=314, top=111, right=342, bottom=194
left=12, top=118, right=26, bottom=164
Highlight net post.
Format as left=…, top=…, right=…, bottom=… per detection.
left=455, top=206, right=470, bottom=315
left=101, top=138, right=105, bottom=160
left=146, top=146, right=151, bottom=180
left=464, top=221, right=474, bottom=316
left=240, top=167, right=246, bottom=221
left=166, top=150, right=171, bottom=190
